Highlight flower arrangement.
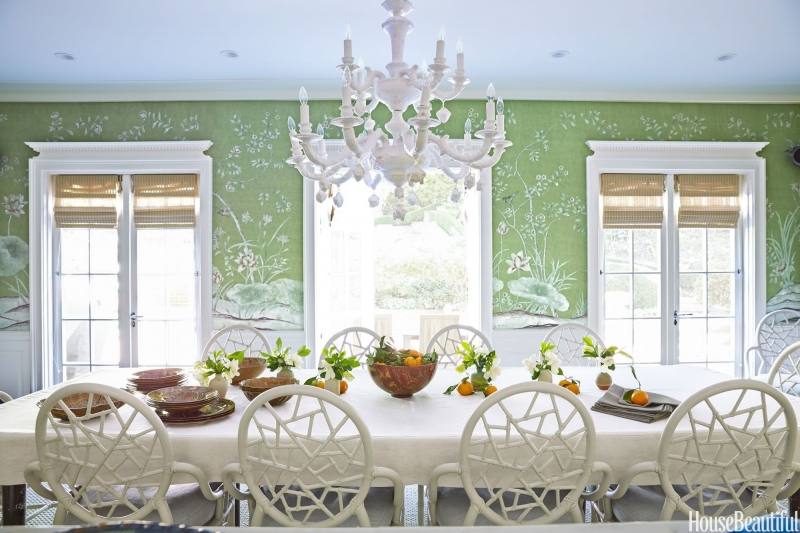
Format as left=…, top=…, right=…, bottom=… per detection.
left=523, top=341, right=564, bottom=381
left=304, top=346, right=360, bottom=394
left=260, top=337, right=311, bottom=377
left=194, top=350, right=243, bottom=398
left=581, top=336, right=630, bottom=370
left=444, top=341, right=501, bottom=395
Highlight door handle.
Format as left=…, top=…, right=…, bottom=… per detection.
left=673, top=310, right=693, bottom=325
left=130, top=312, right=144, bottom=328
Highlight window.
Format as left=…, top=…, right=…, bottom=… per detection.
left=312, top=168, right=485, bottom=351
left=586, top=141, right=767, bottom=377
left=54, top=174, right=201, bottom=381
left=28, top=141, right=212, bottom=389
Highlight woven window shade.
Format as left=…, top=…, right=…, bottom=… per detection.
left=601, top=174, right=665, bottom=228
left=677, top=174, right=740, bottom=228
left=53, top=175, right=120, bottom=228
left=132, top=174, right=198, bottom=228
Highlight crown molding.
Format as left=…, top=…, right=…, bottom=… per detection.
left=586, top=140, right=769, bottom=160
left=1, top=81, right=799, bottom=104
left=25, top=141, right=213, bottom=160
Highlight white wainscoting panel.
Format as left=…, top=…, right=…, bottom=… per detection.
left=0, top=330, right=31, bottom=398
left=491, top=327, right=551, bottom=366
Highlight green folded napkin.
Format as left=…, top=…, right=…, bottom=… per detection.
left=591, top=384, right=679, bottom=423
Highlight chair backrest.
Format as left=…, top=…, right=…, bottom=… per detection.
left=322, top=326, right=381, bottom=365
left=419, top=314, right=460, bottom=354
left=656, top=379, right=796, bottom=519
left=35, top=383, right=174, bottom=524
left=202, top=324, right=271, bottom=360
left=237, top=385, right=375, bottom=527
left=425, top=324, right=492, bottom=367
left=753, top=310, right=800, bottom=375
left=543, top=323, right=604, bottom=366
left=768, top=341, right=800, bottom=396
left=0, top=390, right=12, bottom=403
left=458, top=382, right=596, bottom=525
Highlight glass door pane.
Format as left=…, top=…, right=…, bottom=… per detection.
left=676, top=227, right=738, bottom=374
left=135, top=228, right=197, bottom=366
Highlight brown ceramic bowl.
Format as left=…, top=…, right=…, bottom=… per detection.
left=232, top=357, right=267, bottom=385
left=241, top=376, right=297, bottom=405
left=368, top=362, right=437, bottom=398
left=38, top=393, right=125, bottom=421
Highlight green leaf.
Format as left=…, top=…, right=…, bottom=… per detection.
left=443, top=384, right=458, bottom=395
left=303, top=376, right=319, bottom=386
left=227, top=350, right=245, bottom=362
left=582, top=336, right=594, bottom=347
left=297, top=345, right=311, bottom=357
left=622, top=389, right=634, bottom=403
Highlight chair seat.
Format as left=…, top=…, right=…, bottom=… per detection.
left=255, top=486, right=397, bottom=527
left=63, top=483, right=217, bottom=526
left=435, top=487, right=579, bottom=526
left=612, top=484, right=758, bottom=522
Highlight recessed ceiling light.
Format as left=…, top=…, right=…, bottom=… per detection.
left=220, top=50, right=239, bottom=59
left=716, top=53, right=736, bottom=62
left=54, top=52, right=75, bottom=61
left=550, top=50, right=569, bottom=59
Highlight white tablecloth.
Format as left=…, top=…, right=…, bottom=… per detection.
left=1, top=365, right=797, bottom=486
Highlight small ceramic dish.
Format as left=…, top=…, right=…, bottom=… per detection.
left=241, top=376, right=297, bottom=405
left=231, top=357, right=267, bottom=385
left=38, top=393, right=125, bottom=421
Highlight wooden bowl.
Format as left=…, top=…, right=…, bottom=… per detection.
left=241, top=376, right=297, bottom=406
left=368, top=362, right=437, bottom=398
left=232, top=357, right=267, bottom=385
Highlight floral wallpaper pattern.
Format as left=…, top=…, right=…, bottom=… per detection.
left=0, top=101, right=798, bottom=332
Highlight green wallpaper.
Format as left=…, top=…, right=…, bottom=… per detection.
left=0, top=100, right=798, bottom=332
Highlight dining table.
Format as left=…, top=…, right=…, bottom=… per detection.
left=2, top=364, right=800, bottom=526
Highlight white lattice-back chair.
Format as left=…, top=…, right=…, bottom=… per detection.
left=768, top=341, right=800, bottom=396
left=429, top=382, right=612, bottom=526
left=607, top=379, right=800, bottom=521
left=746, top=309, right=800, bottom=377
left=425, top=325, right=492, bottom=367
left=202, top=324, right=271, bottom=360
left=543, top=323, right=605, bottom=366
left=222, top=385, right=403, bottom=527
left=24, top=383, right=224, bottom=525
left=322, top=327, right=381, bottom=365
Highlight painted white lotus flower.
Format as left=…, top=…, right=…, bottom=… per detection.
left=0, top=235, right=28, bottom=277
left=505, top=251, right=531, bottom=274
left=497, top=222, right=509, bottom=236
left=2, top=194, right=26, bottom=217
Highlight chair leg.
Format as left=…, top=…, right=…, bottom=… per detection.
left=356, top=506, right=370, bottom=527
left=417, top=484, right=425, bottom=525
left=250, top=505, right=263, bottom=527
left=464, top=504, right=479, bottom=526
left=53, top=504, right=67, bottom=525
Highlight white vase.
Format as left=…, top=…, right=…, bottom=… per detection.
left=324, top=379, right=341, bottom=395
left=208, top=374, right=229, bottom=399
left=537, top=370, right=553, bottom=383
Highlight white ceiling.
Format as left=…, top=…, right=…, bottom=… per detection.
left=1, top=0, right=799, bottom=102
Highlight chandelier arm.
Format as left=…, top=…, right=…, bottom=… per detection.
left=349, top=68, right=385, bottom=94
left=299, top=140, right=350, bottom=168
left=342, top=128, right=382, bottom=157
left=471, top=146, right=510, bottom=169
left=432, top=78, right=468, bottom=101
left=429, top=133, right=494, bottom=164
left=439, top=163, right=473, bottom=182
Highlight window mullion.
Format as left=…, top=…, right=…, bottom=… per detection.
left=119, top=175, right=134, bottom=368
left=663, top=174, right=677, bottom=365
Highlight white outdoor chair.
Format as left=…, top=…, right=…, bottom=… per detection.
left=429, top=382, right=612, bottom=526
left=24, top=383, right=224, bottom=525
left=606, top=379, right=800, bottom=522
left=322, top=326, right=381, bottom=365
left=543, top=323, right=605, bottom=366
left=768, top=340, right=800, bottom=396
left=222, top=384, right=404, bottom=527
left=425, top=324, right=492, bottom=367
left=201, top=324, right=271, bottom=360
left=0, top=390, right=12, bottom=403
left=745, top=309, right=800, bottom=377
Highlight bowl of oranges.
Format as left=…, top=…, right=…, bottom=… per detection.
left=366, top=337, right=438, bottom=398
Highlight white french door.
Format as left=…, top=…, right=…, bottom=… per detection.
left=55, top=174, right=200, bottom=382
left=602, top=174, right=742, bottom=374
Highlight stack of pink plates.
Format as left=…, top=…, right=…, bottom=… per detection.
left=146, top=385, right=234, bottom=424
left=127, top=368, right=186, bottom=393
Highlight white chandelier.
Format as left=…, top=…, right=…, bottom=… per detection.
left=287, top=0, right=511, bottom=220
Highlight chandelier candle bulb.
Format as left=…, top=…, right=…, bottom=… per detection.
left=344, top=25, right=353, bottom=59
left=456, top=39, right=464, bottom=70
left=298, top=87, right=310, bottom=127
left=435, top=27, right=446, bottom=62
left=496, top=97, right=505, bottom=134
left=485, top=83, right=496, bottom=124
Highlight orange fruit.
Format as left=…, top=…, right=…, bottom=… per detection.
left=408, top=349, right=422, bottom=358
left=558, top=379, right=572, bottom=387
left=630, top=389, right=649, bottom=406
left=405, top=356, right=422, bottom=366
left=483, top=385, right=498, bottom=396
left=457, top=381, right=474, bottom=396
left=314, top=380, right=325, bottom=388
left=566, top=383, right=580, bottom=395
left=339, top=380, right=349, bottom=394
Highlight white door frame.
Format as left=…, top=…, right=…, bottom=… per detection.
left=302, top=140, right=493, bottom=360
left=585, top=140, right=768, bottom=376
left=27, top=141, right=213, bottom=389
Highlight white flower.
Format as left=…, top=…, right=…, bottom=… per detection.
left=505, top=251, right=531, bottom=274
left=486, top=358, right=502, bottom=380
left=193, top=362, right=210, bottom=386
left=287, top=354, right=303, bottom=369
left=497, top=222, right=509, bottom=236
left=321, top=361, right=335, bottom=380
left=601, top=356, right=615, bottom=369
left=2, top=194, right=26, bottom=217
left=236, top=248, right=257, bottom=273
left=523, top=356, right=537, bottom=374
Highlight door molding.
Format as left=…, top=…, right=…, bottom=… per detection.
left=26, top=141, right=213, bottom=389
left=586, top=140, right=768, bottom=375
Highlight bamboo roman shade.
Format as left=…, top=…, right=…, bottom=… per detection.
left=132, top=174, right=198, bottom=228
left=53, top=175, right=120, bottom=228
left=676, top=174, right=740, bottom=228
left=601, top=174, right=665, bottom=228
